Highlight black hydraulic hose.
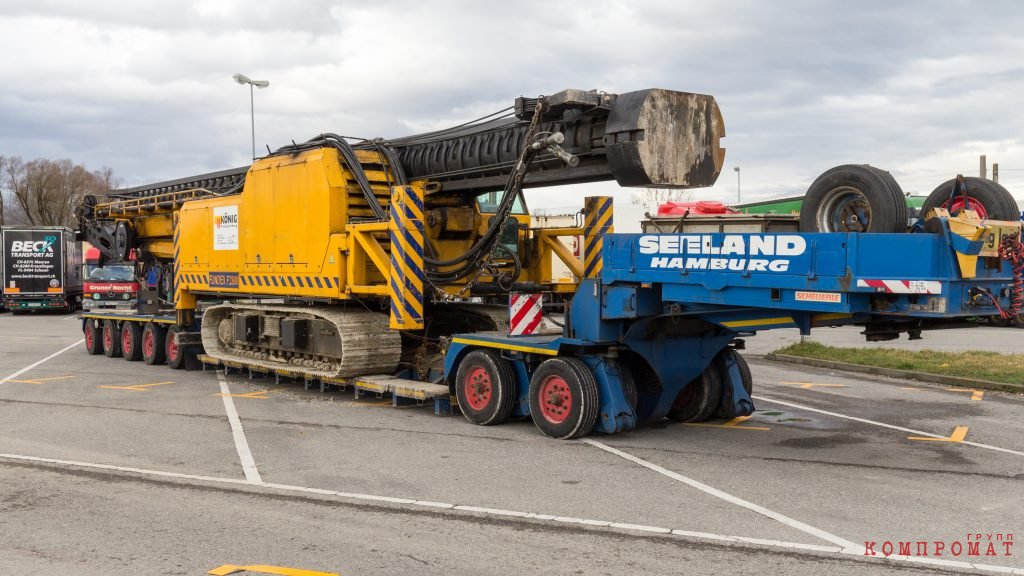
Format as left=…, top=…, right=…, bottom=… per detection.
left=273, top=133, right=389, bottom=221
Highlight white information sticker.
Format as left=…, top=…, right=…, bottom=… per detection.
left=213, top=205, right=239, bottom=250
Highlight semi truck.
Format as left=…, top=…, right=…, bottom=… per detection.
left=77, top=87, right=1023, bottom=438
left=2, top=226, right=82, bottom=313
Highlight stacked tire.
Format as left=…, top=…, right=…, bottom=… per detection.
left=799, top=164, right=907, bottom=233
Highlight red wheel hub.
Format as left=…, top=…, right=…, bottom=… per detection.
left=143, top=330, right=154, bottom=358
left=85, top=326, right=93, bottom=348
left=538, top=375, right=572, bottom=424
left=167, top=335, right=178, bottom=361
left=103, top=325, right=112, bottom=349
left=463, top=366, right=492, bottom=410
left=122, top=328, right=132, bottom=355
left=943, top=197, right=989, bottom=219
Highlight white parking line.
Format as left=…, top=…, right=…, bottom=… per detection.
left=753, top=395, right=1024, bottom=457
left=0, top=339, right=84, bottom=386
left=582, top=438, right=860, bottom=550
left=0, top=451, right=1020, bottom=575
left=216, top=370, right=263, bottom=484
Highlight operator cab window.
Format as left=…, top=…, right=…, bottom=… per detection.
left=476, top=191, right=528, bottom=215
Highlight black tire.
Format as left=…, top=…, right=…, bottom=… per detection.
left=113, top=220, right=134, bottom=261
left=165, top=325, right=186, bottom=370
left=120, top=321, right=143, bottom=362
left=1015, top=313, right=1024, bottom=328
left=454, top=349, right=517, bottom=426
left=142, top=323, right=167, bottom=365
left=921, top=177, right=1018, bottom=222
left=991, top=315, right=1014, bottom=328
left=101, top=320, right=122, bottom=358
left=83, top=320, right=104, bottom=355
left=529, top=357, right=600, bottom=439
left=800, top=164, right=907, bottom=233
left=668, top=366, right=722, bottom=423
left=714, top=350, right=753, bottom=418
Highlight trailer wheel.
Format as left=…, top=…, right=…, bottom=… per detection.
left=102, top=320, right=122, bottom=358
left=121, top=321, right=143, bottom=362
left=455, top=349, right=516, bottom=426
left=528, top=357, right=599, bottom=439
left=667, top=366, right=721, bottom=423
left=84, top=320, right=104, bottom=355
left=921, top=177, right=1018, bottom=222
left=165, top=325, right=186, bottom=370
left=800, top=165, right=907, bottom=233
left=714, top=350, right=753, bottom=418
left=142, top=323, right=167, bottom=365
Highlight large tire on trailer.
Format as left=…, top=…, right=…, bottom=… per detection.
left=668, top=366, right=722, bottom=423
left=120, top=321, right=143, bottom=362
left=454, top=349, right=517, bottom=426
left=529, top=357, right=600, bottom=439
left=84, top=319, right=103, bottom=355
left=142, top=323, right=167, bottom=365
left=714, top=350, right=753, bottom=418
left=611, top=359, right=637, bottom=410
left=921, top=177, right=1018, bottom=222
left=165, top=325, right=186, bottom=370
left=101, top=320, right=122, bottom=358
left=800, top=164, right=907, bottom=233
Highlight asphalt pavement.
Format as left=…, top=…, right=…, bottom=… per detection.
left=0, top=312, right=1021, bottom=575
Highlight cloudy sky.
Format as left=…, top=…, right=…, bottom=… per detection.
left=1, top=0, right=1023, bottom=212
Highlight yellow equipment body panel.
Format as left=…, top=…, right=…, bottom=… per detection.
left=176, top=148, right=355, bottom=300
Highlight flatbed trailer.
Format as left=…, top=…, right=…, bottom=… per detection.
left=80, top=201, right=1023, bottom=438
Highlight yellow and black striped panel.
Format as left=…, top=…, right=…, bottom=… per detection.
left=388, top=185, right=425, bottom=330
left=172, top=214, right=182, bottom=304
left=583, top=196, right=614, bottom=278
left=178, top=273, right=342, bottom=292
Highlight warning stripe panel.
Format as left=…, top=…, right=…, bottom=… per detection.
left=509, top=293, right=543, bottom=336
left=856, top=279, right=943, bottom=294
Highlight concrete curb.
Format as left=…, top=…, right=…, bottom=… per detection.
left=765, top=353, right=1024, bottom=394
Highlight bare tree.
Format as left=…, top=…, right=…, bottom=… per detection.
left=0, top=155, right=5, bottom=227
left=631, top=187, right=695, bottom=211
left=4, top=157, right=115, bottom=228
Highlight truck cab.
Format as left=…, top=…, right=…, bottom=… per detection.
left=82, top=244, right=139, bottom=310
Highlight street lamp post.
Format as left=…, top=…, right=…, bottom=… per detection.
left=232, top=73, right=270, bottom=160
left=733, top=166, right=741, bottom=204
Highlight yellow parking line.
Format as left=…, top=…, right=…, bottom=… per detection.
left=7, top=375, right=74, bottom=385
left=214, top=388, right=284, bottom=400
left=908, top=426, right=969, bottom=443
left=684, top=415, right=770, bottom=431
left=946, top=387, right=984, bottom=401
left=779, top=381, right=847, bottom=390
left=209, top=564, right=338, bottom=576
left=98, top=381, right=174, bottom=392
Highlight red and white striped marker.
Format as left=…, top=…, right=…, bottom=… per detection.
left=509, top=293, right=543, bottom=336
left=855, top=279, right=942, bottom=294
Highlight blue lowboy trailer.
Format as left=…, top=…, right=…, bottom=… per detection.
left=442, top=200, right=1023, bottom=439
